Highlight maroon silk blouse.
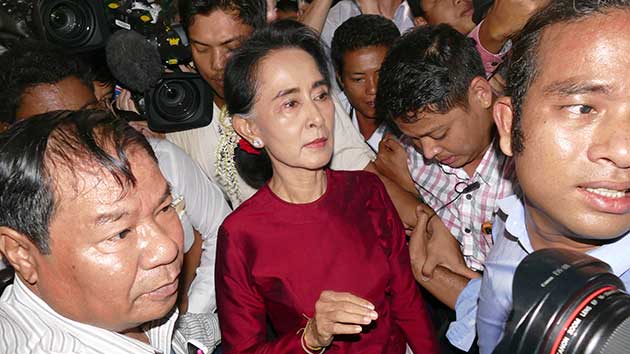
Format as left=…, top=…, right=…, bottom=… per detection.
left=216, top=170, right=439, bottom=353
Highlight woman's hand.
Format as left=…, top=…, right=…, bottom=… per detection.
left=304, top=290, right=378, bottom=348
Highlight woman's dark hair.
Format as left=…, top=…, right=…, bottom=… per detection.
left=376, top=24, right=484, bottom=128
left=224, top=22, right=331, bottom=189
left=331, top=15, right=400, bottom=75
left=0, top=109, right=155, bottom=254
left=507, top=0, right=630, bottom=154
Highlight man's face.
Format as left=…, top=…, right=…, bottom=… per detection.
left=397, top=80, right=494, bottom=176
left=421, top=0, right=476, bottom=34
left=497, top=11, right=630, bottom=241
left=188, top=10, right=254, bottom=104
left=340, top=45, right=388, bottom=121
left=33, top=147, right=184, bottom=331
left=15, top=77, right=98, bottom=121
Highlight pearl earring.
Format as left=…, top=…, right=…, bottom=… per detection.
left=252, top=138, right=263, bottom=148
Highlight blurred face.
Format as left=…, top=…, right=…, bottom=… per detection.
left=15, top=77, right=98, bottom=121
left=246, top=48, right=335, bottom=173
left=188, top=10, right=253, bottom=105
left=496, top=11, right=630, bottom=243
left=397, top=78, right=494, bottom=176
left=33, top=147, right=184, bottom=331
left=421, top=0, right=476, bottom=34
left=340, top=45, right=388, bottom=121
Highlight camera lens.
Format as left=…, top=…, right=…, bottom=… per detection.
left=42, top=0, right=95, bottom=48
left=154, top=80, right=200, bottom=122
left=495, top=249, right=630, bottom=354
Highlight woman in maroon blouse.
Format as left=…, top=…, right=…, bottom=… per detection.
left=216, top=23, right=439, bottom=354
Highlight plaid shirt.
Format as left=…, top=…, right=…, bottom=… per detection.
left=406, top=140, right=515, bottom=271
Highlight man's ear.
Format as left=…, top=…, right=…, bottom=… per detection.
left=469, top=76, right=493, bottom=110
left=0, top=227, right=39, bottom=284
left=232, top=115, right=262, bottom=146
left=413, top=16, right=428, bottom=27
left=493, top=96, right=515, bottom=157
left=335, top=71, right=344, bottom=91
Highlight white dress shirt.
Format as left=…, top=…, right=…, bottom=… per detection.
left=149, top=138, right=231, bottom=315
left=0, top=277, right=208, bottom=354
left=320, top=0, right=414, bottom=48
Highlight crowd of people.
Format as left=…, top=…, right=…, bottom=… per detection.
left=1, top=0, right=630, bottom=353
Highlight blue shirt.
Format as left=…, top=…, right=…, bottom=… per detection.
left=447, top=195, right=630, bottom=353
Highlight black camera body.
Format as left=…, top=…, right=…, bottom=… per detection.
left=32, top=0, right=109, bottom=52
left=495, top=248, right=630, bottom=354
left=33, top=0, right=213, bottom=133
left=33, top=0, right=190, bottom=64
left=145, top=72, right=213, bottom=133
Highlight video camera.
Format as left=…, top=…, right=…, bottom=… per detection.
left=494, top=248, right=630, bottom=354
left=32, top=0, right=213, bottom=133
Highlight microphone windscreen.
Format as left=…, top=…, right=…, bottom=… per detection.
left=106, top=30, right=163, bottom=93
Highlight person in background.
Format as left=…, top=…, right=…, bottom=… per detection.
left=276, top=0, right=300, bottom=20
left=330, top=14, right=400, bottom=153
left=375, top=24, right=514, bottom=353
left=216, top=23, right=439, bottom=354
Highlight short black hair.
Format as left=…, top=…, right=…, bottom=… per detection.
left=224, top=22, right=330, bottom=189
left=376, top=24, right=484, bottom=127
left=276, top=0, right=298, bottom=13
left=0, top=109, right=156, bottom=254
left=179, top=0, right=267, bottom=32
left=0, top=40, right=93, bottom=125
left=331, top=15, right=400, bottom=75
left=508, top=0, right=630, bottom=154
left=406, top=0, right=426, bottom=18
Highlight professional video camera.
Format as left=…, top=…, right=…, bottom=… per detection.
left=494, top=248, right=630, bottom=354
left=32, top=0, right=213, bottom=133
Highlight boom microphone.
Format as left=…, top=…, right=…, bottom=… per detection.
left=105, top=29, right=163, bottom=93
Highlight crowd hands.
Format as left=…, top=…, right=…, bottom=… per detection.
left=1, top=0, right=628, bottom=354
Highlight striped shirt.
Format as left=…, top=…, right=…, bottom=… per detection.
left=0, top=277, right=213, bottom=354
left=405, top=140, right=515, bottom=271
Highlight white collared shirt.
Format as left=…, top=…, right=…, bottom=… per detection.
left=320, top=0, right=414, bottom=48
left=350, top=108, right=387, bottom=153
left=0, top=277, right=195, bottom=354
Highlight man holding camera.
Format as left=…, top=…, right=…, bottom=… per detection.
left=453, top=0, right=630, bottom=353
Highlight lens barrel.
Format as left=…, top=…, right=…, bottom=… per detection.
left=494, top=248, right=630, bottom=354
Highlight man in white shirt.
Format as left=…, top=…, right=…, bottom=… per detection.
left=0, top=110, right=207, bottom=354
left=330, top=15, right=400, bottom=153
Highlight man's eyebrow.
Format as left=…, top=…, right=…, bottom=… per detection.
left=95, top=210, right=129, bottom=226
left=190, top=35, right=245, bottom=47
left=542, top=80, right=612, bottom=96
left=94, top=184, right=171, bottom=225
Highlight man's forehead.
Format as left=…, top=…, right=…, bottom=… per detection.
left=189, top=8, right=253, bottom=43
left=531, top=11, right=630, bottom=92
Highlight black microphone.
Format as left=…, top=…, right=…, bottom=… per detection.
left=105, top=30, right=163, bottom=93
left=462, top=181, right=480, bottom=194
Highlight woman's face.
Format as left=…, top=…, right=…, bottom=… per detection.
left=250, top=48, right=335, bottom=173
